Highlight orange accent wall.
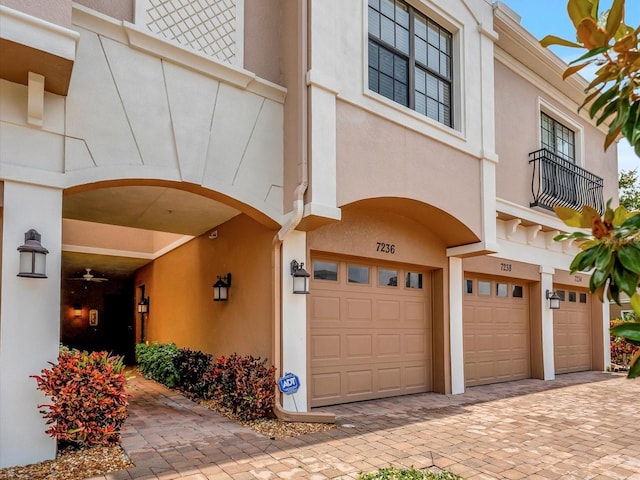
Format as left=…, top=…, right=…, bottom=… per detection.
left=134, top=214, right=275, bottom=360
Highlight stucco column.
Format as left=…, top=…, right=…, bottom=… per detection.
left=0, top=181, right=62, bottom=468
left=280, top=230, right=308, bottom=411
left=602, top=301, right=611, bottom=372
left=540, top=266, right=556, bottom=380
left=449, top=256, right=465, bottom=394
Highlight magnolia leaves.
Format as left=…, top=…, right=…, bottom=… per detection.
left=540, top=0, right=640, bottom=155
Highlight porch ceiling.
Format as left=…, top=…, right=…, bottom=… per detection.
left=62, top=185, right=241, bottom=278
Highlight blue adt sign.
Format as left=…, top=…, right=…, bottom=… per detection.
left=278, top=372, right=300, bottom=395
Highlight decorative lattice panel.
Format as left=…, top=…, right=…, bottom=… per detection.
left=145, top=0, right=237, bottom=63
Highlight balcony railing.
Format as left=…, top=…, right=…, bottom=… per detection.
left=529, top=148, right=604, bottom=214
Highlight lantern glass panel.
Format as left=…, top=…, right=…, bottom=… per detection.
left=34, top=252, right=46, bottom=276
left=19, top=251, right=33, bottom=274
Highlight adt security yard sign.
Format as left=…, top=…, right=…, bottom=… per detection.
left=278, top=372, right=300, bottom=395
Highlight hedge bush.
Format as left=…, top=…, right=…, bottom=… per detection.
left=358, top=467, right=462, bottom=480
left=173, top=347, right=213, bottom=398
left=32, top=348, right=128, bottom=447
left=206, top=353, right=276, bottom=420
left=135, top=342, right=180, bottom=388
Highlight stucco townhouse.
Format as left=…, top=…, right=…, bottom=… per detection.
left=0, top=0, right=618, bottom=468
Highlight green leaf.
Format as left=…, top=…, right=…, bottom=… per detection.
left=610, top=322, right=640, bottom=342
left=613, top=206, right=628, bottom=226
left=621, top=212, right=640, bottom=229
left=604, top=0, right=625, bottom=38
left=540, top=34, right=583, bottom=48
left=612, top=259, right=639, bottom=296
left=589, top=267, right=609, bottom=290
left=569, top=245, right=600, bottom=272
left=594, top=243, right=614, bottom=271
left=617, top=244, right=640, bottom=274
left=590, top=85, right=619, bottom=119
left=569, top=45, right=611, bottom=64
left=608, top=281, right=621, bottom=304
left=628, top=353, right=640, bottom=379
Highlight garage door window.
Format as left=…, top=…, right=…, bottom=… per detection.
left=348, top=265, right=370, bottom=284
left=478, top=280, right=491, bottom=296
left=556, top=290, right=566, bottom=301
left=379, top=268, right=398, bottom=287
left=313, top=261, right=338, bottom=281
left=496, top=283, right=508, bottom=297
left=465, top=279, right=473, bottom=294
left=579, top=293, right=587, bottom=303
left=405, top=272, right=423, bottom=289
left=569, top=291, right=576, bottom=302
left=512, top=285, right=523, bottom=298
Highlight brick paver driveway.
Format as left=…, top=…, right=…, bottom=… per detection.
left=94, top=372, right=639, bottom=479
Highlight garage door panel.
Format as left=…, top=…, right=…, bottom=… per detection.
left=310, top=334, right=341, bottom=361
left=310, top=258, right=431, bottom=407
left=312, top=296, right=340, bottom=322
left=346, top=334, right=373, bottom=358
left=553, top=287, right=592, bottom=374
left=464, top=276, right=531, bottom=387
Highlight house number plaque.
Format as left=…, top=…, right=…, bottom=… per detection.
left=376, top=242, right=396, bottom=254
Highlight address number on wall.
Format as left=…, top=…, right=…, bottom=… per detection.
left=376, top=242, right=396, bottom=254
left=500, top=263, right=512, bottom=272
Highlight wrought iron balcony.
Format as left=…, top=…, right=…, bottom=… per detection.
left=529, top=148, right=604, bottom=214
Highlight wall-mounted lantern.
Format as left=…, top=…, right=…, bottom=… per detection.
left=290, top=260, right=310, bottom=294
left=546, top=290, right=561, bottom=310
left=138, top=285, right=149, bottom=343
left=17, top=229, right=49, bottom=278
left=73, top=304, right=82, bottom=318
left=213, top=273, right=232, bottom=302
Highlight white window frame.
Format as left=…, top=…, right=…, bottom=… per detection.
left=363, top=0, right=463, bottom=133
left=537, top=97, right=585, bottom=167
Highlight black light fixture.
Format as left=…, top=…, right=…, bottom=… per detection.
left=546, top=290, right=561, bottom=310
left=17, top=229, right=49, bottom=278
left=213, top=273, right=232, bottom=301
left=290, top=260, right=310, bottom=294
left=137, top=297, right=149, bottom=314
left=138, top=285, right=149, bottom=343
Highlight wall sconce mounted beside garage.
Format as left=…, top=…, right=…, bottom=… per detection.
left=73, top=304, right=82, bottom=318
left=290, top=260, right=310, bottom=294
left=213, top=273, right=232, bottom=302
left=546, top=290, right=561, bottom=310
left=17, top=229, right=49, bottom=278
left=137, top=296, right=149, bottom=314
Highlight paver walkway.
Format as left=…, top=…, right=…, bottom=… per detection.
left=90, top=371, right=640, bottom=480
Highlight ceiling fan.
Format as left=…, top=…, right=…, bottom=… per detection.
left=70, top=268, right=109, bottom=283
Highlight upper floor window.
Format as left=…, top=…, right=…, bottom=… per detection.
left=541, top=112, right=575, bottom=162
left=368, top=0, right=453, bottom=127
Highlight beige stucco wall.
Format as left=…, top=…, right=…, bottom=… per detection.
left=335, top=101, right=483, bottom=241
left=1, top=0, right=72, bottom=27
left=494, top=59, right=618, bottom=208
left=134, top=214, right=275, bottom=360
left=244, top=0, right=281, bottom=85
left=74, top=0, right=133, bottom=22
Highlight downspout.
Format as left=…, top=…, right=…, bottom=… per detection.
left=271, top=0, right=334, bottom=424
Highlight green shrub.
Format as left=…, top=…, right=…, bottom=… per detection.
left=32, top=348, right=128, bottom=448
left=206, top=353, right=276, bottom=420
left=358, top=467, right=463, bottom=480
left=173, top=347, right=213, bottom=397
left=135, top=342, right=179, bottom=388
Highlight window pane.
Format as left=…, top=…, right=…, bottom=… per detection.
left=368, top=41, right=379, bottom=69
left=440, top=52, right=450, bottom=77
left=465, top=279, right=473, bottom=294
left=478, top=281, right=491, bottom=296
left=427, top=20, right=439, bottom=46
left=406, top=272, right=423, bottom=289
left=415, top=92, right=426, bottom=115
left=381, top=16, right=395, bottom=45
left=396, top=26, right=410, bottom=54
left=369, top=0, right=379, bottom=9
left=557, top=290, right=566, bottom=301
left=368, top=67, right=379, bottom=91
left=395, top=81, right=408, bottom=105
left=415, top=69, right=426, bottom=93
left=414, top=15, right=427, bottom=40
left=427, top=97, right=438, bottom=121
left=415, top=38, right=427, bottom=66
left=313, top=261, right=337, bottom=281
left=368, top=7, right=380, bottom=37
left=379, top=74, right=394, bottom=99
left=379, top=269, right=398, bottom=286
left=440, top=31, right=451, bottom=54
left=395, top=1, right=409, bottom=28
left=426, top=74, right=437, bottom=99
left=428, top=44, right=439, bottom=71
left=380, top=46, right=394, bottom=76
left=497, top=283, right=508, bottom=297
left=579, top=293, right=587, bottom=303
left=569, top=291, right=576, bottom=302
left=380, top=0, right=394, bottom=18
left=394, top=56, right=407, bottom=80
left=513, top=285, right=523, bottom=298
left=349, top=265, right=370, bottom=284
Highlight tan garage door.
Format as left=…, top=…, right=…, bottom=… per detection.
left=309, top=257, right=431, bottom=407
left=553, top=287, right=592, bottom=374
left=463, top=276, right=530, bottom=387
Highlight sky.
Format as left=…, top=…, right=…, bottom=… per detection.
left=499, top=0, right=640, bottom=173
